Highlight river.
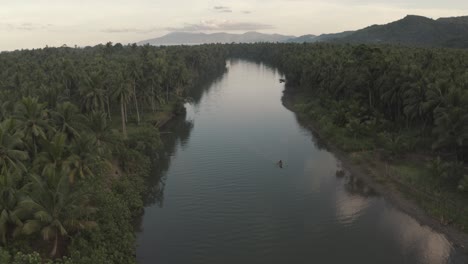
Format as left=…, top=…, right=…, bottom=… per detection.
left=136, top=60, right=466, bottom=264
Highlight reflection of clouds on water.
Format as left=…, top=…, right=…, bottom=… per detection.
left=336, top=193, right=369, bottom=225
left=335, top=175, right=374, bottom=225
left=380, top=208, right=453, bottom=264
left=335, top=188, right=370, bottom=226
left=335, top=173, right=455, bottom=264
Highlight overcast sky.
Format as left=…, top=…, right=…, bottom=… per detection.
left=1, top=0, right=467, bottom=51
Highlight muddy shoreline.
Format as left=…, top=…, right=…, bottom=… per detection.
left=281, top=91, right=468, bottom=255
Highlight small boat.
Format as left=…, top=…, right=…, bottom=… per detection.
left=277, top=160, right=283, bottom=169
left=279, top=78, right=286, bottom=83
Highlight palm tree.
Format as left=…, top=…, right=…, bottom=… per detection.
left=152, top=55, right=169, bottom=107
left=112, top=79, right=132, bottom=139
left=0, top=100, right=13, bottom=122
left=85, top=112, right=119, bottom=157
left=58, top=59, right=78, bottom=93
left=403, top=83, right=427, bottom=126
left=53, top=102, right=86, bottom=142
left=143, top=55, right=165, bottom=112
left=79, top=73, right=106, bottom=113
left=68, top=134, right=101, bottom=183
left=0, top=122, right=28, bottom=172
left=102, top=60, right=120, bottom=120
left=432, top=105, right=468, bottom=160
left=0, top=169, right=24, bottom=245
left=32, top=133, right=71, bottom=182
left=125, top=61, right=142, bottom=125
left=13, top=97, right=53, bottom=156
left=38, top=84, right=65, bottom=109
left=33, top=129, right=99, bottom=185
left=19, top=172, right=97, bottom=257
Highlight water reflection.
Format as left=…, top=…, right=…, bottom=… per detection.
left=187, top=69, right=226, bottom=106
left=143, top=114, right=195, bottom=207
left=334, top=171, right=462, bottom=264
left=336, top=174, right=375, bottom=226
left=380, top=207, right=456, bottom=264
left=142, top=69, right=226, bottom=208
left=342, top=174, right=377, bottom=198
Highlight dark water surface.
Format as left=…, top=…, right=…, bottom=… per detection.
left=136, top=60, right=465, bottom=264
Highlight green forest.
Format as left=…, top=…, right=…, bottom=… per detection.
left=0, top=43, right=227, bottom=263
left=0, top=42, right=467, bottom=262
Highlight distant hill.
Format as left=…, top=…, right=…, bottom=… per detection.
left=138, top=32, right=295, bottom=45
left=333, top=15, right=468, bottom=48
left=312, top=31, right=356, bottom=42
left=286, top=31, right=354, bottom=43
left=285, top=34, right=317, bottom=43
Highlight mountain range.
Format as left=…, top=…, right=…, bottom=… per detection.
left=338, top=15, right=468, bottom=48
left=138, top=32, right=294, bottom=45
left=138, top=15, right=468, bottom=48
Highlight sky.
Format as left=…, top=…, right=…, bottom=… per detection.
left=1, top=0, right=468, bottom=51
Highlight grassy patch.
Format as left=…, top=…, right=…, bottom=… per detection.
left=385, top=159, right=468, bottom=231
left=391, top=162, right=429, bottom=185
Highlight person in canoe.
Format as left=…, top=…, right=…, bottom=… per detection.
left=277, top=160, right=283, bottom=168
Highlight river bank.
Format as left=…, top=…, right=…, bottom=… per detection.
left=281, top=91, right=468, bottom=255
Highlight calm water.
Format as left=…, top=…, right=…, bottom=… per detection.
left=136, top=60, right=465, bottom=264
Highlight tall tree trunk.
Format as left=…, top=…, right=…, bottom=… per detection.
left=33, top=136, right=37, bottom=158
left=151, top=83, right=155, bottom=113
left=51, top=233, right=58, bottom=257
left=133, top=79, right=140, bottom=125
left=124, top=102, right=128, bottom=123
left=106, top=96, right=112, bottom=120
left=166, top=85, right=169, bottom=102
left=121, top=95, right=127, bottom=139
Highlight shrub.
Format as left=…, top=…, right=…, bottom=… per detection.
left=428, top=157, right=465, bottom=189
left=0, top=247, right=11, bottom=263
left=127, top=125, right=161, bottom=153
left=458, top=175, right=468, bottom=192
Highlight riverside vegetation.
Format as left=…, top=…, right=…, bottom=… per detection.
left=0, top=43, right=226, bottom=263
left=0, top=41, right=467, bottom=262
left=229, top=43, right=468, bottom=232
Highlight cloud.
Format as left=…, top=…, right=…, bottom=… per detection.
left=213, top=6, right=232, bottom=13
left=0, top=22, right=53, bottom=31
left=101, top=19, right=274, bottom=34
left=166, top=20, right=274, bottom=32
left=101, top=27, right=160, bottom=34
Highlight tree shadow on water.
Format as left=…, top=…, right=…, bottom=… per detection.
left=142, top=113, right=195, bottom=208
